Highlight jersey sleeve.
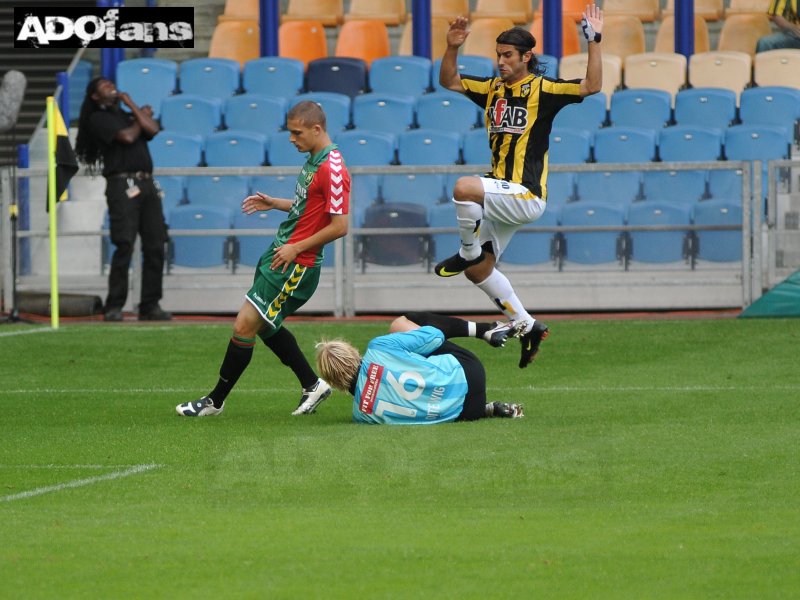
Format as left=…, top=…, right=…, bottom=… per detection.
left=540, top=78, right=584, bottom=112
left=460, top=75, right=494, bottom=109
left=316, top=149, right=350, bottom=215
left=368, top=326, right=445, bottom=357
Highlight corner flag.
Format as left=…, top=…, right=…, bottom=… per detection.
left=47, top=98, right=78, bottom=212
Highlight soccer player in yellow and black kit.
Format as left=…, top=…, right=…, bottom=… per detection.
left=434, top=4, right=604, bottom=368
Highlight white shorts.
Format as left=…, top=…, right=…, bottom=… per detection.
left=477, top=177, right=546, bottom=258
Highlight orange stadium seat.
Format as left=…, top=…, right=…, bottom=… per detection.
left=432, top=0, right=469, bottom=21
left=663, top=0, right=724, bottom=20
left=279, top=20, right=328, bottom=69
left=462, top=17, right=516, bottom=60
left=753, top=49, right=800, bottom=89
left=624, top=52, right=687, bottom=104
left=398, top=17, right=451, bottom=59
left=218, top=0, right=257, bottom=22
left=534, top=0, right=587, bottom=23
left=529, top=16, right=581, bottom=57
left=282, top=0, right=343, bottom=27
left=603, top=0, right=661, bottom=23
left=470, top=0, right=534, bottom=25
left=655, top=15, right=710, bottom=54
left=601, top=16, right=647, bottom=63
left=689, top=51, right=753, bottom=102
left=725, top=0, right=772, bottom=15
left=208, top=20, right=259, bottom=68
left=334, top=20, right=391, bottom=67
left=344, top=0, right=407, bottom=26
left=559, top=53, right=623, bottom=106
left=717, top=14, right=773, bottom=55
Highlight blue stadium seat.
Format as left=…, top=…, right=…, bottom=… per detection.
left=674, top=88, right=737, bottom=131
left=350, top=174, right=381, bottom=221
left=693, top=200, right=742, bottom=262
left=627, top=201, right=693, bottom=263
left=538, top=54, right=558, bottom=78
left=225, top=94, right=288, bottom=135
left=155, top=176, right=186, bottom=219
left=432, top=55, right=495, bottom=90
left=545, top=171, right=576, bottom=207
left=397, top=129, right=461, bottom=165
left=179, top=58, right=240, bottom=100
left=242, top=56, right=305, bottom=99
left=707, top=168, right=745, bottom=202
left=738, top=86, right=800, bottom=144
left=351, top=93, right=416, bottom=135
left=68, top=60, right=93, bottom=124
left=575, top=171, right=642, bottom=208
left=593, top=127, right=657, bottom=163
left=204, top=130, right=267, bottom=166
left=499, top=207, right=561, bottom=265
left=428, top=201, right=459, bottom=263
left=289, top=92, right=352, bottom=132
left=642, top=169, right=707, bottom=205
left=232, top=210, right=284, bottom=267
left=560, top=202, right=627, bottom=265
left=334, top=131, right=396, bottom=165
left=359, top=203, right=431, bottom=269
left=116, top=58, right=177, bottom=119
left=461, top=128, right=491, bottom=164
left=168, top=205, right=233, bottom=268
left=148, top=132, right=203, bottom=167
left=415, top=92, right=482, bottom=133
left=609, top=88, right=672, bottom=130
left=250, top=174, right=298, bottom=199
left=549, top=128, right=592, bottom=164
left=658, top=125, right=723, bottom=162
left=186, top=175, right=251, bottom=211
left=724, top=124, right=791, bottom=199
left=369, top=55, right=432, bottom=96
left=266, top=131, right=307, bottom=166
left=381, top=173, right=446, bottom=206
left=160, top=95, right=222, bottom=136
left=306, top=57, right=368, bottom=98
left=553, top=92, right=607, bottom=131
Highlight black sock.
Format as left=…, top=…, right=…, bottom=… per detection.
left=260, top=326, right=318, bottom=389
left=404, top=312, right=485, bottom=340
left=209, top=336, right=255, bottom=407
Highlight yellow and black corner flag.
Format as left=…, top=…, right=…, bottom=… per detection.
left=47, top=99, right=78, bottom=212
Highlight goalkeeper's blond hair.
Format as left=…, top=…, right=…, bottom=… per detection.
left=315, top=339, right=362, bottom=393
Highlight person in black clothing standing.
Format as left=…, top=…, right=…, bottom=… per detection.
left=75, top=77, right=171, bottom=321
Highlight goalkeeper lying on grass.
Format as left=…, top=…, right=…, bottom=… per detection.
left=315, top=312, right=525, bottom=425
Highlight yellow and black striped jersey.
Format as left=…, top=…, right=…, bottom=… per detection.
left=461, top=73, right=583, bottom=199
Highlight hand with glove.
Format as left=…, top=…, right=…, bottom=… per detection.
left=581, top=3, right=604, bottom=43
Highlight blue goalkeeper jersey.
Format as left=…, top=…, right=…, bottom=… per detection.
left=352, top=326, right=468, bottom=425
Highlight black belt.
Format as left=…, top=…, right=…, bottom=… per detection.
left=109, top=172, right=152, bottom=180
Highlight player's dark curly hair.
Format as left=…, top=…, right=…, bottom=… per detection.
left=74, top=77, right=106, bottom=175
left=496, top=28, right=547, bottom=76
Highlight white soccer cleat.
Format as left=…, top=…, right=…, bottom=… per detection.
left=176, top=396, right=224, bottom=417
left=292, top=379, right=332, bottom=415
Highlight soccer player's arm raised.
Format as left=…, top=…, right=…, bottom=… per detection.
left=579, top=4, right=603, bottom=98
left=439, top=16, right=470, bottom=94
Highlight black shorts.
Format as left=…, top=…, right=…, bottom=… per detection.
left=430, top=340, right=486, bottom=421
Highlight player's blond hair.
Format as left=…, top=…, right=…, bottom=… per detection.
left=315, top=338, right=362, bottom=393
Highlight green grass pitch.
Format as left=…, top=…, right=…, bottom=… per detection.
left=1, top=317, right=799, bottom=598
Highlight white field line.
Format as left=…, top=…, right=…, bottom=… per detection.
left=0, top=328, right=54, bottom=338
left=0, top=463, right=162, bottom=503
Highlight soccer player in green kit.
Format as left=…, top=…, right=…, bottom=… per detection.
left=177, top=101, right=351, bottom=417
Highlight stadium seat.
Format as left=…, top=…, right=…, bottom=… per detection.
left=155, top=176, right=186, bottom=217
left=461, top=128, right=491, bottom=164
left=398, top=17, right=451, bottom=60
left=529, top=15, right=581, bottom=57
left=204, top=130, right=267, bottom=167
left=693, top=200, right=742, bottom=262
left=470, top=0, right=534, bottom=24
left=334, top=130, right=396, bottom=165
left=115, top=58, right=177, bottom=119
left=415, top=92, right=481, bottom=133
left=428, top=201, right=460, bottom=263
left=575, top=171, right=642, bottom=208
left=208, top=20, right=260, bottom=67
left=381, top=173, right=447, bottom=206
left=707, top=168, right=746, bottom=202
left=397, top=129, right=461, bottom=165
left=232, top=210, right=284, bottom=267
left=186, top=175, right=251, bottom=211
left=552, top=92, right=607, bottom=131
left=717, top=13, right=772, bottom=55
left=688, top=51, right=752, bottom=102
left=549, top=128, right=592, bottom=164
left=282, top=0, right=343, bottom=26
left=658, top=125, right=724, bottom=162
left=753, top=49, right=800, bottom=90
left=432, top=55, right=495, bottom=91
left=627, top=201, right=694, bottom=264
left=369, top=56, right=432, bottom=96
left=558, top=53, right=623, bottom=106
left=739, top=87, right=800, bottom=144
left=724, top=124, right=792, bottom=199
left=250, top=174, right=298, bottom=199
left=641, top=169, right=707, bottom=205
left=601, top=16, right=647, bottom=63
left=218, top=0, right=257, bottom=22
left=168, top=205, right=234, bottom=269
left=306, top=57, right=369, bottom=98
left=334, top=19, right=392, bottom=67
left=673, top=88, right=737, bottom=131
left=560, top=202, right=628, bottom=265
left=655, top=15, right=710, bottom=53
left=533, top=0, right=586, bottom=23
left=350, top=174, right=381, bottom=218
left=351, top=93, right=416, bottom=135
left=603, top=0, right=661, bottom=22
left=623, top=53, right=687, bottom=103
left=148, top=132, right=203, bottom=167
left=345, top=0, right=407, bottom=25
left=267, top=131, right=307, bottom=167
left=463, top=18, right=516, bottom=60
left=225, top=94, right=288, bottom=136
left=358, top=202, right=431, bottom=270
left=726, top=0, right=772, bottom=15
left=432, top=0, right=469, bottom=21
left=242, top=57, right=305, bottom=98
left=609, top=89, right=673, bottom=130
left=499, top=207, right=561, bottom=265
left=593, top=127, right=657, bottom=163
left=538, top=54, right=559, bottom=78
left=545, top=171, right=576, bottom=207
left=68, top=60, right=93, bottom=123
left=289, top=92, right=351, bottom=132
left=278, top=20, right=328, bottom=69
left=160, top=95, right=222, bottom=136
left=179, top=58, right=240, bottom=100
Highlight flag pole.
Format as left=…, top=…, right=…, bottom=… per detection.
left=46, top=96, right=60, bottom=329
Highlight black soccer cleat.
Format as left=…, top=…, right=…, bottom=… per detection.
left=434, top=250, right=486, bottom=277
left=486, top=401, right=524, bottom=418
left=518, top=321, right=549, bottom=369
left=483, top=320, right=526, bottom=348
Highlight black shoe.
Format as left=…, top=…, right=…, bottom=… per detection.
left=138, top=306, right=172, bottom=321
left=434, top=250, right=486, bottom=277
left=483, top=320, right=526, bottom=348
left=519, top=321, right=549, bottom=369
left=486, top=401, right=524, bottom=418
left=104, top=309, right=123, bottom=322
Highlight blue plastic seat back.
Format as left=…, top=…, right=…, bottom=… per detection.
left=205, top=130, right=267, bottom=166
left=352, top=93, right=416, bottom=135
left=627, top=201, right=693, bottom=263
left=553, top=92, right=607, bottom=131
left=725, top=124, right=791, bottom=199
left=707, top=168, right=745, bottom=202
left=334, top=131, right=396, bottom=165
left=739, top=86, right=800, bottom=144
left=561, top=201, right=626, bottom=264
left=290, top=92, right=352, bottom=132
left=381, top=173, right=446, bottom=206
left=499, top=207, right=560, bottom=265
left=186, top=175, right=251, bottom=212
left=350, top=174, right=381, bottom=222
left=642, top=169, right=707, bottom=205
left=369, top=56, right=432, bottom=96
left=169, top=205, right=233, bottom=268
left=397, top=129, right=461, bottom=165
left=693, top=200, right=742, bottom=262
left=674, top=88, right=736, bottom=131
left=306, top=57, right=368, bottom=98
left=575, top=171, right=642, bottom=208
left=549, top=128, right=592, bottom=164
left=155, top=176, right=186, bottom=219
left=544, top=171, right=576, bottom=207
left=415, top=92, right=481, bottom=133
left=609, top=88, right=672, bottom=130
left=148, top=132, right=203, bottom=167
left=242, top=57, right=304, bottom=99
left=267, top=131, right=308, bottom=166
left=428, top=201, right=459, bottom=262
left=116, top=58, right=177, bottom=119
left=658, top=125, right=723, bottom=162
left=594, top=126, right=657, bottom=163
left=432, top=55, right=495, bottom=90
left=250, top=174, right=298, bottom=200
left=68, top=60, right=93, bottom=123
left=232, top=210, right=284, bottom=266
left=461, top=128, right=491, bottom=164
left=160, top=94, right=222, bottom=136
left=538, top=54, right=558, bottom=78
left=179, top=58, right=240, bottom=100
left=225, top=94, right=288, bottom=135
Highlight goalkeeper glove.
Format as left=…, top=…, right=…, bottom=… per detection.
left=581, top=18, right=601, bottom=43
